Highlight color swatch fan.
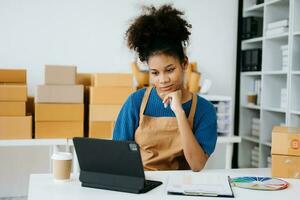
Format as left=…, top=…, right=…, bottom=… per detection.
left=231, top=176, right=288, bottom=190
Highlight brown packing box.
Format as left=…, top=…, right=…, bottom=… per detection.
left=0, top=115, right=32, bottom=139
left=89, top=105, right=121, bottom=121
left=35, top=104, right=84, bottom=121
left=35, top=121, right=83, bottom=138
left=0, top=85, right=27, bottom=101
left=0, top=69, right=26, bottom=83
left=271, top=126, right=300, bottom=156
left=0, top=102, right=26, bottom=116
left=45, top=65, right=76, bottom=85
left=272, top=154, right=300, bottom=179
left=90, top=87, right=133, bottom=105
left=89, top=121, right=114, bottom=139
left=93, top=73, right=133, bottom=87
left=76, top=73, right=92, bottom=86
left=35, top=85, right=83, bottom=103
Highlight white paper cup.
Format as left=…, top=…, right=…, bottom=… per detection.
left=51, top=152, right=72, bottom=182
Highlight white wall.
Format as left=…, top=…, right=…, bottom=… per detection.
left=0, top=0, right=238, bottom=197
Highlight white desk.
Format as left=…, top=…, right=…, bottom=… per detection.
left=28, top=168, right=299, bottom=200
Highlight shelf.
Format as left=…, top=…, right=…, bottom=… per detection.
left=0, top=139, right=68, bottom=147
left=217, top=136, right=241, bottom=144
left=242, top=135, right=260, bottom=143
left=263, top=107, right=286, bottom=113
left=244, top=3, right=264, bottom=12
left=242, top=37, right=263, bottom=44
left=294, top=31, right=300, bottom=36
left=263, top=70, right=287, bottom=75
left=241, top=71, right=262, bottom=76
left=200, top=94, right=232, bottom=102
left=291, top=71, right=300, bottom=75
left=265, top=33, right=288, bottom=40
left=290, top=110, right=300, bottom=115
left=265, top=0, right=289, bottom=6
left=242, top=104, right=261, bottom=110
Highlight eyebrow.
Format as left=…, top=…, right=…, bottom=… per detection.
left=150, top=64, right=174, bottom=71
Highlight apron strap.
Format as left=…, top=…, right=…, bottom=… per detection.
left=188, top=93, right=197, bottom=127
left=139, top=86, right=152, bottom=125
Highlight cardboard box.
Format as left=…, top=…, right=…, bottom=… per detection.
left=0, top=69, right=26, bottom=83
left=272, top=154, right=300, bottom=179
left=89, top=121, right=114, bottom=139
left=76, top=73, right=92, bottom=86
left=90, top=87, right=133, bottom=105
left=0, top=116, right=32, bottom=139
left=35, top=85, right=83, bottom=103
left=0, top=102, right=26, bottom=116
left=0, top=85, right=27, bottom=101
left=272, top=126, right=300, bottom=156
left=93, top=73, right=133, bottom=87
left=45, top=65, right=76, bottom=85
left=89, top=105, right=121, bottom=121
left=35, top=121, right=83, bottom=138
left=35, top=104, right=84, bottom=121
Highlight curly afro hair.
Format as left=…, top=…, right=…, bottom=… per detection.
left=126, top=4, right=192, bottom=63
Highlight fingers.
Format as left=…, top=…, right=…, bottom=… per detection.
left=162, top=94, right=172, bottom=108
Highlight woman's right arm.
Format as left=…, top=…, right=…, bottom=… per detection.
left=112, top=94, right=139, bottom=141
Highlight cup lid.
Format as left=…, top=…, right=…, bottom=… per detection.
left=51, top=152, right=72, bottom=160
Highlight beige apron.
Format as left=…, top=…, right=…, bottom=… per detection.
left=134, top=87, right=197, bottom=170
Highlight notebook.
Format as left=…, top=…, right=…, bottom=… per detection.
left=166, top=173, right=234, bottom=197
left=73, top=137, right=162, bottom=194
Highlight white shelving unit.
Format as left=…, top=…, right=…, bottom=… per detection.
left=239, top=0, right=300, bottom=168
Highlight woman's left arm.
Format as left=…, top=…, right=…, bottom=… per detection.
left=175, top=109, right=208, bottom=171
left=163, top=91, right=210, bottom=172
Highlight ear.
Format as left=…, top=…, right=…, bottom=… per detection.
left=182, top=56, right=189, bottom=71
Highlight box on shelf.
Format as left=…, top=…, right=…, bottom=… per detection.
left=272, top=126, right=300, bottom=156
left=89, top=105, right=121, bottom=121
left=35, top=104, right=84, bottom=121
left=93, top=73, right=133, bottom=87
left=35, top=85, right=83, bottom=103
left=272, top=154, right=300, bottom=179
left=89, top=121, right=114, bottom=139
left=0, top=85, right=27, bottom=101
left=0, top=102, right=26, bottom=116
left=90, top=87, right=133, bottom=105
left=0, top=115, right=32, bottom=139
left=0, top=69, right=26, bottom=83
left=44, top=65, right=76, bottom=85
left=35, top=121, right=83, bottom=138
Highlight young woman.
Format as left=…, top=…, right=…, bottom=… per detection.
left=113, top=4, right=217, bottom=172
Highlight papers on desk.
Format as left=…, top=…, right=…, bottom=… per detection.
left=166, top=173, right=234, bottom=197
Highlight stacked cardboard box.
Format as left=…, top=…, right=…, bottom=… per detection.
left=272, top=126, right=300, bottom=179
left=0, top=69, right=32, bottom=139
left=89, top=73, right=134, bottom=139
left=35, top=65, right=84, bottom=138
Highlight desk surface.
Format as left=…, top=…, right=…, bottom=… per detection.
left=28, top=168, right=299, bottom=200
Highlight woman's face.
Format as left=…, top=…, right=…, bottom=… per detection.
left=148, top=54, right=187, bottom=96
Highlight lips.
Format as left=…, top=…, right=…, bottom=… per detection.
left=159, top=85, right=173, bottom=91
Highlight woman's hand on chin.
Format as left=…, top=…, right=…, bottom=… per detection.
left=161, top=90, right=184, bottom=113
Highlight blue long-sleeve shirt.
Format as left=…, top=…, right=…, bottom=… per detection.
left=113, top=88, right=217, bottom=156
